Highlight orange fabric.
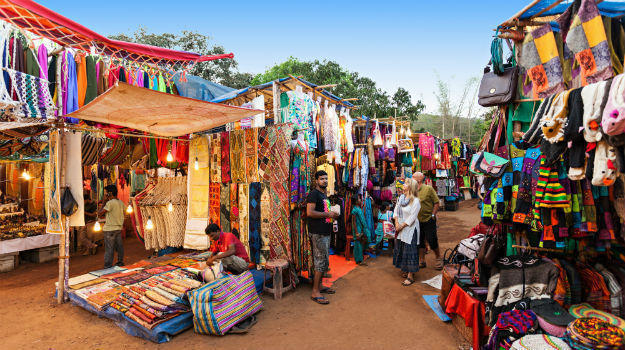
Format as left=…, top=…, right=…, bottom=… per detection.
left=76, top=53, right=87, bottom=107
left=445, top=284, right=490, bottom=350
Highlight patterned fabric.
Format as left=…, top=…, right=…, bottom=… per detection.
left=220, top=132, right=231, bottom=183
left=209, top=182, right=220, bottom=226
left=248, top=182, right=261, bottom=264
left=569, top=303, right=625, bottom=330
left=257, top=124, right=293, bottom=260
left=99, top=138, right=129, bottom=166
left=238, top=183, right=250, bottom=256
left=209, top=133, right=221, bottom=183
left=220, top=183, right=230, bottom=233
left=244, top=128, right=259, bottom=182
left=229, top=183, right=239, bottom=233
left=520, top=24, right=565, bottom=99
left=260, top=183, right=271, bottom=265
left=188, top=271, right=263, bottom=335
left=284, top=90, right=317, bottom=148
left=46, top=129, right=63, bottom=234
left=564, top=317, right=625, bottom=350
left=557, top=0, right=613, bottom=86
left=81, top=133, right=105, bottom=166
left=4, top=68, right=55, bottom=120
left=184, top=135, right=210, bottom=250
left=230, top=130, right=246, bottom=183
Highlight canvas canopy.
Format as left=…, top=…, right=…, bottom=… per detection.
left=0, top=0, right=233, bottom=65
left=507, top=0, right=625, bottom=23
left=63, top=83, right=262, bottom=137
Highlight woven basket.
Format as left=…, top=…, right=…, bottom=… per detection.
left=451, top=313, right=473, bottom=344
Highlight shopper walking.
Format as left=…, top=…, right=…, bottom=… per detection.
left=306, top=170, right=339, bottom=305
left=412, top=172, right=442, bottom=269
left=98, top=185, right=125, bottom=268
left=393, top=178, right=421, bottom=286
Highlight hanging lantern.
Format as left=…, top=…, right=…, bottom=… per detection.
left=145, top=217, right=154, bottom=230
left=93, top=221, right=102, bottom=232
left=194, top=157, right=199, bottom=170
left=126, top=204, right=133, bottom=214
left=21, top=168, right=32, bottom=181
left=167, top=202, right=173, bottom=212
left=166, top=150, right=174, bottom=163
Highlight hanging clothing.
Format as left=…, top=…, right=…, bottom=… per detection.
left=351, top=205, right=369, bottom=264
left=62, top=51, right=78, bottom=118
left=84, top=56, right=97, bottom=105
left=75, top=53, right=87, bottom=107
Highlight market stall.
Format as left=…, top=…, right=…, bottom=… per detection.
left=441, top=1, right=625, bottom=348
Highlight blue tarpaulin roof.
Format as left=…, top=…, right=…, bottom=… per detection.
left=172, top=73, right=235, bottom=102
left=210, top=76, right=355, bottom=108
left=518, top=0, right=625, bottom=19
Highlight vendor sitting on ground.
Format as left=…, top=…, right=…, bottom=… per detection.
left=203, top=223, right=250, bottom=275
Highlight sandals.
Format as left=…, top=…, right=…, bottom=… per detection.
left=311, top=296, right=330, bottom=305
left=320, top=287, right=336, bottom=294
left=402, top=278, right=415, bottom=286
left=435, top=258, right=443, bottom=270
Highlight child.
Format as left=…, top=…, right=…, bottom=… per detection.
left=350, top=195, right=369, bottom=265
left=375, top=201, right=394, bottom=254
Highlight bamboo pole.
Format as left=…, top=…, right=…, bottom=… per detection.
left=531, top=0, right=565, bottom=19
left=55, top=51, right=65, bottom=304
left=500, top=0, right=542, bottom=27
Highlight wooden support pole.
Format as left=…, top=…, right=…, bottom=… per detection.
left=272, top=80, right=280, bottom=123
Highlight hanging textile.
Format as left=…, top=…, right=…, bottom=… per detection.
left=76, top=53, right=87, bottom=107
left=238, top=183, right=250, bottom=256
left=260, top=183, right=271, bottom=265
left=557, top=0, right=613, bottom=85
left=249, top=182, right=262, bottom=264
left=84, top=56, right=97, bottom=105
left=46, top=129, right=63, bottom=234
left=257, top=124, right=293, bottom=260
left=209, top=133, right=221, bottom=183
left=519, top=24, right=566, bottom=98
left=209, top=182, right=220, bottom=226
left=244, top=128, right=259, bottom=182
left=62, top=50, right=78, bottom=120
left=230, top=183, right=239, bottom=233
left=4, top=68, right=55, bottom=120
left=183, top=135, right=210, bottom=250
left=283, top=90, right=316, bottom=149
left=220, top=183, right=230, bottom=233
left=230, top=129, right=246, bottom=183
left=291, top=208, right=313, bottom=275
left=220, top=131, right=231, bottom=183
left=65, top=132, right=84, bottom=227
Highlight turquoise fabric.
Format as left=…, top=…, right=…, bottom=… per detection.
left=351, top=206, right=369, bottom=263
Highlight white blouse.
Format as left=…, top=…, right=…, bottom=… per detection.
left=393, top=195, right=421, bottom=245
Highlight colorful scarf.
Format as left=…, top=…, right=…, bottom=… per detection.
left=209, top=182, right=220, bottom=226
left=248, top=182, right=262, bottom=264
left=221, top=131, right=231, bottom=183
left=230, top=130, right=246, bottom=183
left=260, top=183, right=272, bottom=265
left=230, top=183, right=239, bottom=233
left=238, top=183, right=250, bottom=256
left=220, top=183, right=230, bottom=233
left=209, top=133, right=221, bottom=183
left=244, top=128, right=259, bottom=182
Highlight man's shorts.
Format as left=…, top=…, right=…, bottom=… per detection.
left=418, top=218, right=439, bottom=250
left=310, top=233, right=330, bottom=272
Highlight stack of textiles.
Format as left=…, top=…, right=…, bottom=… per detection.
left=69, top=255, right=204, bottom=330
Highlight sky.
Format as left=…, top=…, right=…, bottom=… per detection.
left=39, top=0, right=530, bottom=115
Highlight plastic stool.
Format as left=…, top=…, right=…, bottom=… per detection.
left=263, top=259, right=293, bottom=300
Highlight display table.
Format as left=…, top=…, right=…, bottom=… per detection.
left=0, top=234, right=59, bottom=254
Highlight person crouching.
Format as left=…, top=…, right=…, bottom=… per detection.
left=203, top=223, right=250, bottom=275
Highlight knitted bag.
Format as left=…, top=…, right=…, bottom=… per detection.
left=592, top=140, right=618, bottom=186
left=602, top=73, right=625, bottom=136
left=81, top=133, right=105, bottom=166
left=475, top=152, right=510, bottom=178
left=541, top=90, right=571, bottom=143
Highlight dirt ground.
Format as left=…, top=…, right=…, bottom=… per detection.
left=0, top=199, right=482, bottom=350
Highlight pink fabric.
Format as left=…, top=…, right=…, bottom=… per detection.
left=37, top=44, right=47, bottom=79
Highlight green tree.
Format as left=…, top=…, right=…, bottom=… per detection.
left=109, top=28, right=252, bottom=88
left=252, top=57, right=424, bottom=119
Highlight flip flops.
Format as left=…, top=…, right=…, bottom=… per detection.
left=311, top=296, right=330, bottom=305
left=320, top=287, right=336, bottom=294
left=402, top=278, right=415, bottom=286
